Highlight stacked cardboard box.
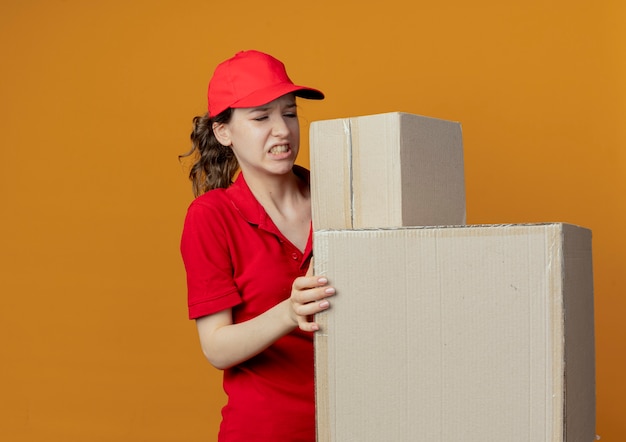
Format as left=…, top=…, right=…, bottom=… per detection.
left=309, top=112, right=466, bottom=229
left=309, top=113, right=595, bottom=442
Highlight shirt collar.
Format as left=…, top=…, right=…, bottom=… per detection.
left=226, top=165, right=311, bottom=228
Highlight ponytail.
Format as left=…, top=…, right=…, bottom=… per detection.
left=179, top=109, right=238, bottom=197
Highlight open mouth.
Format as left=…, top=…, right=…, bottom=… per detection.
left=269, top=145, right=290, bottom=154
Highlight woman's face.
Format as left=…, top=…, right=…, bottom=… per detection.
left=214, top=93, right=300, bottom=178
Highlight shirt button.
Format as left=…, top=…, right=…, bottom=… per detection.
left=291, top=253, right=298, bottom=260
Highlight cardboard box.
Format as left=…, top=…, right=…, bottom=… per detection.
left=309, top=112, right=466, bottom=230
left=314, top=223, right=595, bottom=442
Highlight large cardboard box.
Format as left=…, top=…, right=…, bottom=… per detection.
left=314, top=223, right=595, bottom=442
left=309, top=112, right=466, bottom=230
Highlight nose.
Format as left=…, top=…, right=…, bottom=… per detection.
left=271, top=115, right=291, bottom=137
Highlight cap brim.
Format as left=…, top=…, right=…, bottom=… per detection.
left=231, top=83, right=324, bottom=110
left=293, top=86, right=325, bottom=100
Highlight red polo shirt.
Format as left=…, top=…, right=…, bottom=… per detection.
left=180, top=166, right=315, bottom=442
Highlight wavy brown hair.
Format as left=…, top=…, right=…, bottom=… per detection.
left=179, top=108, right=238, bottom=197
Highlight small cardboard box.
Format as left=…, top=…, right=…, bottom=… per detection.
left=314, top=223, right=595, bottom=442
left=309, top=112, right=466, bottom=230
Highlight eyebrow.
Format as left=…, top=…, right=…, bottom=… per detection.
left=247, top=102, right=297, bottom=113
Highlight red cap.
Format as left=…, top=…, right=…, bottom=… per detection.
left=207, top=50, right=324, bottom=117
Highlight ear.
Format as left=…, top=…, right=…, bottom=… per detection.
left=212, top=121, right=232, bottom=147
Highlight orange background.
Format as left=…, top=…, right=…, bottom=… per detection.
left=1, top=0, right=624, bottom=440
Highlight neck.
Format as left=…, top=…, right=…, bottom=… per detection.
left=242, top=167, right=307, bottom=211
left=240, top=165, right=312, bottom=252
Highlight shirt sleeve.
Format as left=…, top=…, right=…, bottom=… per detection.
left=180, top=197, right=242, bottom=319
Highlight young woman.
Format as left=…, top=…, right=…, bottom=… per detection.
left=180, top=50, right=335, bottom=441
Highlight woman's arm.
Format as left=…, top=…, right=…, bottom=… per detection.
left=196, top=272, right=335, bottom=370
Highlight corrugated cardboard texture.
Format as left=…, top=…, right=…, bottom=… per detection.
left=309, top=112, right=466, bottom=230
left=314, top=223, right=595, bottom=442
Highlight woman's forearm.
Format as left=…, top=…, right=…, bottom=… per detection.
left=196, top=273, right=335, bottom=370
left=196, top=300, right=296, bottom=370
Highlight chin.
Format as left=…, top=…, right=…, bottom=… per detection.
left=267, top=161, right=296, bottom=175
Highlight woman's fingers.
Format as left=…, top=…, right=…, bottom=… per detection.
left=292, top=277, right=334, bottom=302
left=294, top=291, right=333, bottom=316
left=291, top=275, right=336, bottom=332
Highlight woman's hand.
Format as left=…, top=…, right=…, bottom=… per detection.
left=196, top=264, right=336, bottom=369
left=289, top=263, right=335, bottom=332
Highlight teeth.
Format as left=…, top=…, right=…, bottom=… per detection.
left=270, top=145, right=289, bottom=154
